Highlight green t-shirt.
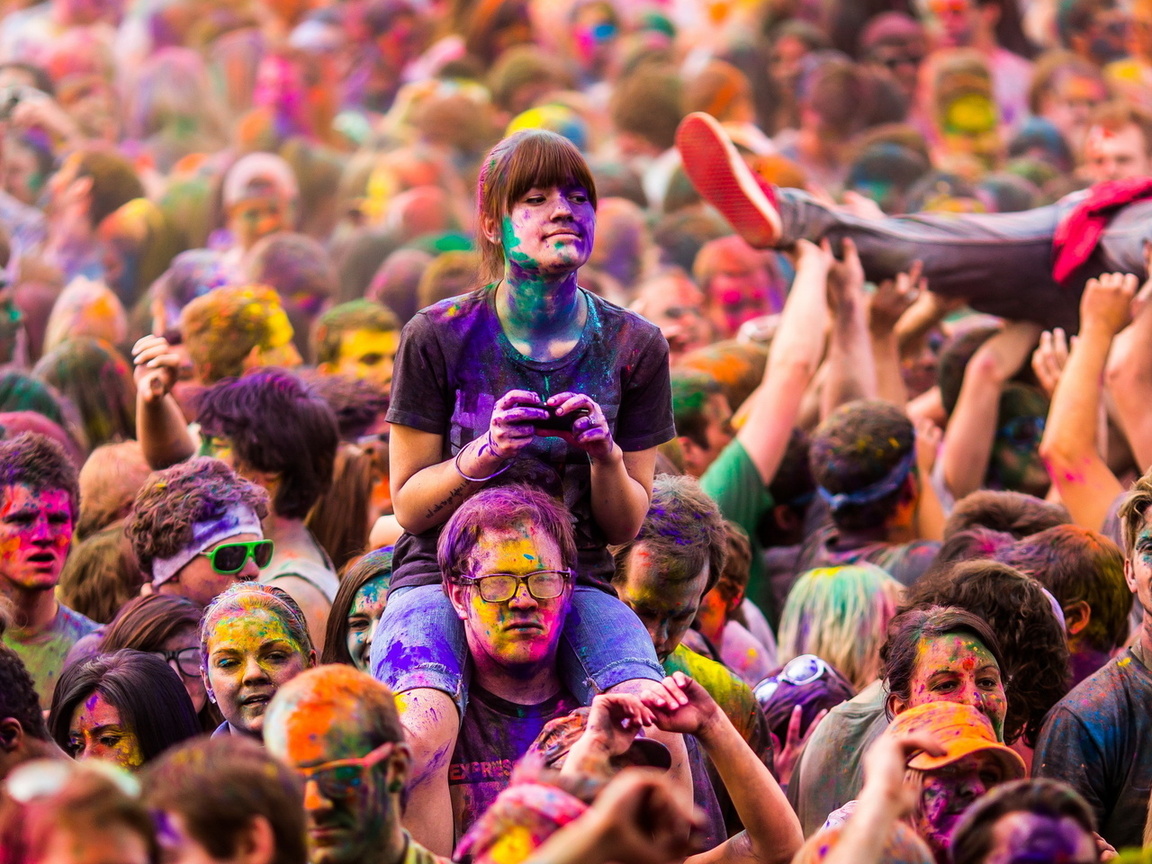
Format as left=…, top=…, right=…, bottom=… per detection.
left=699, top=439, right=774, bottom=607
left=4, top=602, right=100, bottom=703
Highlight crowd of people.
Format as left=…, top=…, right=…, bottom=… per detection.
left=1, top=0, right=1152, bottom=862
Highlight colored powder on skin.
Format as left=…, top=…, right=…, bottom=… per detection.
left=0, top=486, right=73, bottom=581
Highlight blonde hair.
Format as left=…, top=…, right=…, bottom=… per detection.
left=778, top=564, right=902, bottom=690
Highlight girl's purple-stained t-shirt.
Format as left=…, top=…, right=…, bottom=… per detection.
left=386, top=285, right=674, bottom=592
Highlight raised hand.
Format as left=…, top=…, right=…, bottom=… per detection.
left=770, top=705, right=829, bottom=787
left=1080, top=272, right=1138, bottom=336
left=582, top=693, right=656, bottom=758
left=640, top=672, right=722, bottom=739
left=860, top=730, right=946, bottom=816
left=582, top=769, right=705, bottom=864
left=1031, top=328, right=1072, bottom=398
left=870, top=261, right=924, bottom=336
left=132, top=335, right=182, bottom=404
left=826, top=237, right=866, bottom=316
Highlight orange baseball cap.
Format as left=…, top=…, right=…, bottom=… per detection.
left=887, top=701, right=1026, bottom=780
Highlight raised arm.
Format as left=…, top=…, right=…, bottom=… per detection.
left=1105, top=251, right=1152, bottom=472
left=816, top=731, right=945, bottom=864
left=868, top=264, right=924, bottom=407
left=940, top=320, right=1042, bottom=502
left=736, top=239, right=831, bottom=486
left=1041, top=274, right=1132, bottom=530
left=820, top=238, right=877, bottom=419
left=645, top=673, right=803, bottom=864
left=132, top=335, right=196, bottom=470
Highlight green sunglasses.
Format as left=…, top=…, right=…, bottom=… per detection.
left=199, top=540, right=275, bottom=574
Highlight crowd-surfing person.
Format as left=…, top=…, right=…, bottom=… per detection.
left=5, top=1, right=1152, bottom=863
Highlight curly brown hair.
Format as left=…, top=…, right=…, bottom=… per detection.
left=904, top=559, right=1070, bottom=747
left=125, top=457, right=269, bottom=579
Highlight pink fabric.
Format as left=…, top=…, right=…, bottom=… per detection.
left=1052, top=177, right=1152, bottom=284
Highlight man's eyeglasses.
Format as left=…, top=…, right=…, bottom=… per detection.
left=199, top=540, right=275, bottom=575
left=298, top=740, right=397, bottom=800
left=459, top=570, right=572, bottom=604
left=151, top=647, right=201, bottom=679
left=754, top=654, right=830, bottom=703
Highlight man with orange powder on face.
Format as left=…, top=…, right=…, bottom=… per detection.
left=0, top=433, right=97, bottom=702
left=265, top=664, right=448, bottom=864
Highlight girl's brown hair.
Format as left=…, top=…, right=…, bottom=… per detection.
left=476, top=129, right=597, bottom=283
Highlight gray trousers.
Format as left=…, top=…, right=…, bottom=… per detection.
left=778, top=188, right=1152, bottom=330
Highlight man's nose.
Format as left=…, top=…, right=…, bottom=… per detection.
left=508, top=581, right=538, bottom=608
left=303, top=777, right=334, bottom=812
left=30, top=516, right=54, bottom=542
left=237, top=556, right=262, bottom=580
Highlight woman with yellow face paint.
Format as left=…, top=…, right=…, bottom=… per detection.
left=47, top=650, right=200, bottom=771
left=200, top=582, right=317, bottom=738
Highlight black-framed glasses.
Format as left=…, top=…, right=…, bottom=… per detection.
left=199, top=540, right=275, bottom=574
left=151, top=647, right=201, bottom=679
left=754, top=654, right=830, bottom=703
left=460, top=569, right=572, bottom=603
left=298, top=740, right=396, bottom=800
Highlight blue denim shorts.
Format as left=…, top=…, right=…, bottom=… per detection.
left=368, top=582, right=665, bottom=714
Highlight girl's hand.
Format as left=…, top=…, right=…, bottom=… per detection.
left=582, top=693, right=655, bottom=757
left=543, top=392, right=616, bottom=463
left=640, top=672, right=722, bottom=740
left=487, top=390, right=549, bottom=460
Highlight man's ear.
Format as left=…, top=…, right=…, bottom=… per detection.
left=71, top=174, right=94, bottom=208
left=235, top=815, right=276, bottom=864
left=678, top=435, right=706, bottom=473
left=385, top=741, right=412, bottom=793
left=446, top=580, right=469, bottom=620
left=1063, top=600, right=1092, bottom=637
left=1125, top=558, right=1137, bottom=594
left=0, top=718, right=24, bottom=753
left=772, top=503, right=801, bottom=534
left=232, top=455, right=281, bottom=495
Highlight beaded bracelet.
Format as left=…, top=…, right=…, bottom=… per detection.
left=453, top=433, right=513, bottom=482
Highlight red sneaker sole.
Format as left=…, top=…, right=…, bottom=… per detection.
left=676, top=113, right=781, bottom=248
